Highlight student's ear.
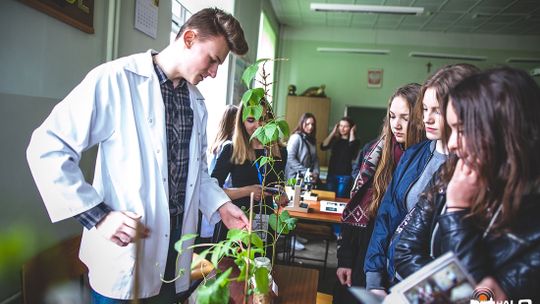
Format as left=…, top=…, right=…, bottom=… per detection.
left=183, top=30, right=196, bottom=48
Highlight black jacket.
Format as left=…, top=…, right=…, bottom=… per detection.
left=394, top=187, right=540, bottom=300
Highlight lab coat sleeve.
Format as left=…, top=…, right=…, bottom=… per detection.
left=26, top=65, right=116, bottom=222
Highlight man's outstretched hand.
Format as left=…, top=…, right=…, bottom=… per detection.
left=218, top=201, right=249, bottom=230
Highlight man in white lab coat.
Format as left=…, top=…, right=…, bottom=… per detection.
left=27, top=7, right=249, bottom=303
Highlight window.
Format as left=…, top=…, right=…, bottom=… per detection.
left=171, top=1, right=191, bottom=44
left=255, top=11, right=277, bottom=103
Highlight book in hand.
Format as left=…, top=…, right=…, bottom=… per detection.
left=349, top=251, right=476, bottom=304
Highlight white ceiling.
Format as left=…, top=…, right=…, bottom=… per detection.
left=270, top=0, right=540, bottom=35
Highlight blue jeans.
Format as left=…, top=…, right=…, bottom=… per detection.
left=325, top=174, right=352, bottom=198
left=91, top=219, right=187, bottom=304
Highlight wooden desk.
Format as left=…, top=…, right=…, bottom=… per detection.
left=286, top=198, right=348, bottom=224
left=274, top=264, right=318, bottom=304
left=215, top=259, right=319, bottom=303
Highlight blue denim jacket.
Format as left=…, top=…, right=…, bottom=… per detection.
left=364, top=140, right=435, bottom=290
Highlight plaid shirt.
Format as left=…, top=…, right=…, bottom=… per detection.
left=153, top=55, right=193, bottom=217
left=75, top=54, right=193, bottom=229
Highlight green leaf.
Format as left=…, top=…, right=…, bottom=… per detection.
left=210, top=245, right=223, bottom=269
left=250, top=126, right=268, bottom=144
left=250, top=232, right=264, bottom=249
left=197, top=268, right=232, bottom=304
left=226, top=228, right=246, bottom=242
left=242, top=63, right=260, bottom=88
left=258, top=156, right=269, bottom=167
left=287, top=178, right=296, bottom=186
left=268, top=213, right=287, bottom=234
left=276, top=119, right=290, bottom=138
left=174, top=233, right=197, bottom=254
left=241, top=90, right=253, bottom=106
left=264, top=123, right=279, bottom=142
left=250, top=88, right=265, bottom=104
left=251, top=104, right=264, bottom=120
left=243, top=104, right=264, bottom=122
left=268, top=211, right=298, bottom=235
left=234, top=254, right=248, bottom=281
left=280, top=210, right=298, bottom=231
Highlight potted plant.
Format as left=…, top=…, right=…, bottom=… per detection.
left=175, top=58, right=296, bottom=304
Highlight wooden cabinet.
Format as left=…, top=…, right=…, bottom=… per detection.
left=285, top=96, right=331, bottom=166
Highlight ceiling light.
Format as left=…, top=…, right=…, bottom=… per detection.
left=311, top=3, right=424, bottom=15
left=506, top=57, right=540, bottom=63
left=317, top=47, right=390, bottom=55
left=409, top=52, right=487, bottom=61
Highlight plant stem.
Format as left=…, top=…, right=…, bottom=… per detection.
left=244, top=192, right=255, bottom=304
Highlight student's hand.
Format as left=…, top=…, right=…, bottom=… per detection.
left=244, top=184, right=267, bottom=201
left=476, top=277, right=507, bottom=301
left=275, top=193, right=290, bottom=207
left=96, top=211, right=150, bottom=247
left=332, top=123, right=339, bottom=136
left=446, top=159, right=479, bottom=210
left=219, top=201, right=249, bottom=230
left=349, top=125, right=357, bottom=141
left=336, top=267, right=352, bottom=286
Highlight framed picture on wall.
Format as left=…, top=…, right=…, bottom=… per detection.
left=367, top=68, right=383, bottom=88
left=20, top=0, right=94, bottom=34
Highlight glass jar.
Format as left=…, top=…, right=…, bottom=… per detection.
left=251, top=257, right=274, bottom=304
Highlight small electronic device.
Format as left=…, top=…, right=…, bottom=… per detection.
left=319, top=200, right=347, bottom=214
left=265, top=186, right=283, bottom=195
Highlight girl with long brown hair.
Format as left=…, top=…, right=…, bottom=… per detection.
left=334, top=83, right=422, bottom=303
left=364, top=64, right=479, bottom=296
left=286, top=113, right=320, bottom=183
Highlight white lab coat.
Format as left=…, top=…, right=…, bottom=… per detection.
left=26, top=50, right=229, bottom=299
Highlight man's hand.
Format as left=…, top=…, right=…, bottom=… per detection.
left=336, top=267, right=352, bottom=286
left=218, top=201, right=249, bottom=229
left=96, top=211, right=150, bottom=247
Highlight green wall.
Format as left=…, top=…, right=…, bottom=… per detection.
left=275, top=26, right=540, bottom=136
left=0, top=0, right=272, bottom=302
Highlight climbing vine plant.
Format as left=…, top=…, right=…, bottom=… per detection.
left=176, top=58, right=296, bottom=304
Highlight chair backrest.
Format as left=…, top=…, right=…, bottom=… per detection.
left=21, top=234, right=88, bottom=304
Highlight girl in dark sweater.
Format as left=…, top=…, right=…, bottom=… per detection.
left=211, top=102, right=288, bottom=256
left=321, top=117, right=360, bottom=197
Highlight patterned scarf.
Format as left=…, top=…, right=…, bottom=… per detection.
left=341, top=137, right=384, bottom=226
left=341, top=136, right=404, bottom=226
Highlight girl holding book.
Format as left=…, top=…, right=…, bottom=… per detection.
left=394, top=67, right=540, bottom=300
